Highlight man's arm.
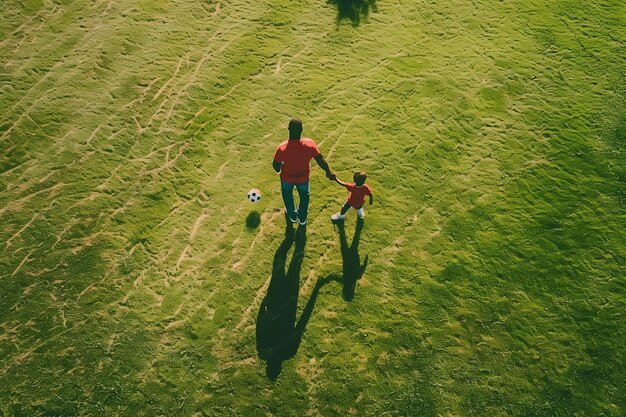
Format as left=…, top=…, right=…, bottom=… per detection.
left=272, top=160, right=282, bottom=173
left=313, top=153, right=335, bottom=180
left=334, top=177, right=347, bottom=187
left=369, top=194, right=374, bottom=205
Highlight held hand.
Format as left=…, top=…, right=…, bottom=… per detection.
left=326, top=171, right=336, bottom=181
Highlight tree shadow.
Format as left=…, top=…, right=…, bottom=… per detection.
left=326, top=0, right=377, bottom=26
left=256, top=220, right=333, bottom=380
left=336, top=218, right=368, bottom=301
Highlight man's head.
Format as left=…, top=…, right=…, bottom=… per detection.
left=353, top=171, right=367, bottom=186
left=288, top=118, right=303, bottom=140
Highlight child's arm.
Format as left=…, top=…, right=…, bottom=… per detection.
left=369, top=194, right=373, bottom=205
left=334, top=177, right=348, bottom=187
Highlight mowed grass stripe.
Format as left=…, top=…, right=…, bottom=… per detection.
left=0, top=0, right=280, bottom=390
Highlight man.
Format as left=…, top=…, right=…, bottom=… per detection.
left=273, top=119, right=335, bottom=226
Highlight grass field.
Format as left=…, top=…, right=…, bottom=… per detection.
left=1, top=0, right=625, bottom=415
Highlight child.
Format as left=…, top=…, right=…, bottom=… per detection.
left=331, top=171, right=373, bottom=221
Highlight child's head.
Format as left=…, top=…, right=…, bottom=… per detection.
left=353, top=171, right=367, bottom=186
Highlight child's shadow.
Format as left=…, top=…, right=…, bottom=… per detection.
left=256, top=220, right=333, bottom=380
left=336, top=218, right=368, bottom=301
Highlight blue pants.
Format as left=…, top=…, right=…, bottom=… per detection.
left=281, top=179, right=310, bottom=223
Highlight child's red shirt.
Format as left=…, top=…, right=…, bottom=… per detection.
left=345, top=183, right=372, bottom=208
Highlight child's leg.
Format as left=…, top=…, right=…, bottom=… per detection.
left=332, top=202, right=351, bottom=221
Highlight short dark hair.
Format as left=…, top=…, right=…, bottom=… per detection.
left=288, top=119, right=303, bottom=138
left=353, top=171, right=367, bottom=186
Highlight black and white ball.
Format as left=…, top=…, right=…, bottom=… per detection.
left=247, top=188, right=261, bottom=203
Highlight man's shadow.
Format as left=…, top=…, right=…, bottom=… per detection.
left=256, top=218, right=332, bottom=380
left=336, top=218, right=368, bottom=301
left=326, top=0, right=377, bottom=26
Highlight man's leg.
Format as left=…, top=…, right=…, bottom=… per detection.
left=340, top=202, right=351, bottom=215
left=295, top=181, right=310, bottom=224
left=281, top=179, right=298, bottom=222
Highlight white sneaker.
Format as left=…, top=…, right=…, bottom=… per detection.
left=357, top=207, right=365, bottom=218
left=331, top=212, right=346, bottom=221
left=285, top=208, right=298, bottom=223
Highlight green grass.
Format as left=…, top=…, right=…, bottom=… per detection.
left=1, top=0, right=625, bottom=415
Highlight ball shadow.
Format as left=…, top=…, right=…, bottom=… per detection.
left=246, top=211, right=261, bottom=229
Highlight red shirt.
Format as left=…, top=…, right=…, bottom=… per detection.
left=274, top=138, right=320, bottom=183
left=345, top=183, right=372, bottom=208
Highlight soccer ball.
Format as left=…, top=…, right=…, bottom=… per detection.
left=248, top=188, right=261, bottom=203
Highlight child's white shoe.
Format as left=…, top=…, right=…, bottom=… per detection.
left=357, top=207, right=365, bottom=218
left=331, top=212, right=346, bottom=221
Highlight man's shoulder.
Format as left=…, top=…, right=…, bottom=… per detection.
left=276, top=140, right=289, bottom=150
left=300, top=138, right=318, bottom=147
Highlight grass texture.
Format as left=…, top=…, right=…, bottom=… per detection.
left=1, top=0, right=625, bottom=415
